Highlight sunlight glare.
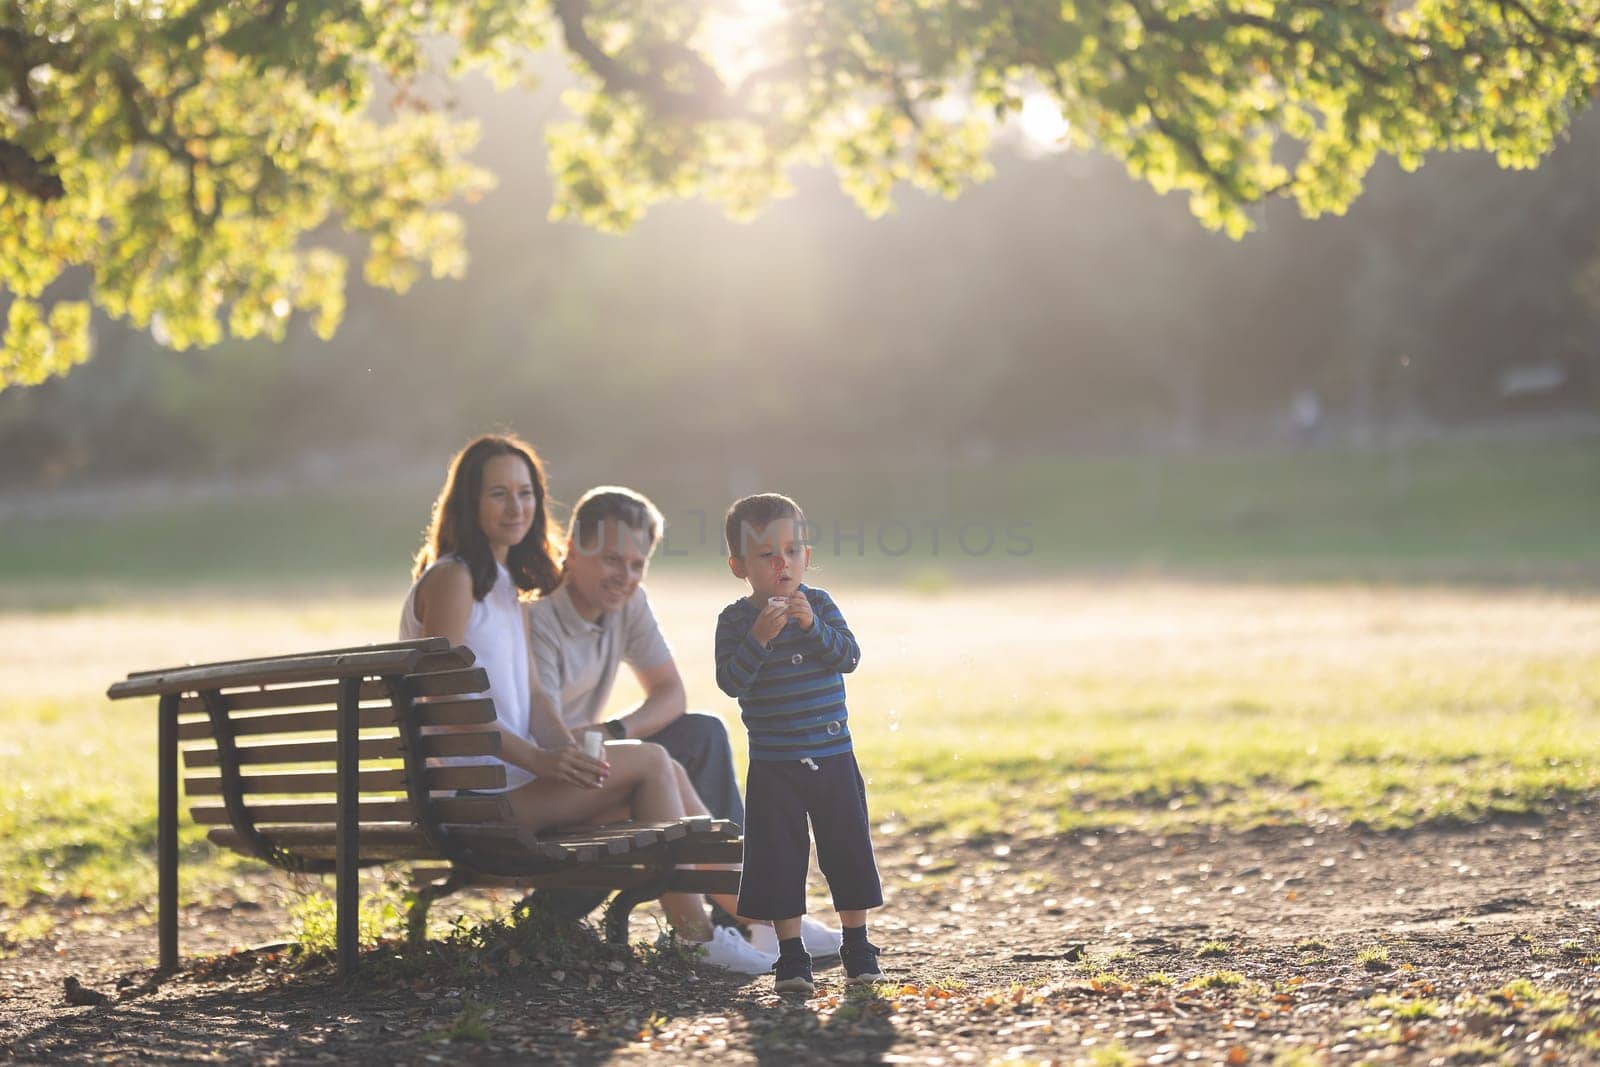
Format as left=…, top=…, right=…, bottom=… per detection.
left=699, top=0, right=788, bottom=85
left=1015, top=91, right=1071, bottom=154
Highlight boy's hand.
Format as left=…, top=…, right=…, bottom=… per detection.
left=786, top=591, right=814, bottom=631
left=752, top=599, right=789, bottom=646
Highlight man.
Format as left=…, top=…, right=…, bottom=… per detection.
left=527, top=486, right=841, bottom=955
left=529, top=486, right=744, bottom=826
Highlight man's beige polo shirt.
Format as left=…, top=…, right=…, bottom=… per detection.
left=526, top=583, right=673, bottom=731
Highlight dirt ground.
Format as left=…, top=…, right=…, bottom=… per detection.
left=4, top=813, right=1599, bottom=1065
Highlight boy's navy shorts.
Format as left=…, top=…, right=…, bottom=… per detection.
left=736, top=750, right=883, bottom=921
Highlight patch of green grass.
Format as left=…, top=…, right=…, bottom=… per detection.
left=1143, top=972, right=1174, bottom=987
left=1187, top=969, right=1248, bottom=991
left=1087, top=972, right=1132, bottom=992
left=1269, top=1050, right=1325, bottom=1067
left=1368, top=993, right=1442, bottom=1019
left=430, top=1001, right=493, bottom=1043
left=286, top=887, right=406, bottom=963
left=1295, top=937, right=1332, bottom=952
left=828, top=981, right=897, bottom=1024
left=0, top=911, right=56, bottom=958
left=1076, top=948, right=1134, bottom=976
left=1496, top=978, right=1568, bottom=1013
left=1196, top=940, right=1232, bottom=958
left=1437, top=1037, right=1506, bottom=1063
left=1356, top=948, right=1392, bottom=971
left=1087, top=1041, right=1139, bottom=1067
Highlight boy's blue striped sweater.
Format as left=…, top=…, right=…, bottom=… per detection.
left=714, top=584, right=861, bottom=762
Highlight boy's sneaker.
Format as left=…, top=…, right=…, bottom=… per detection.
left=692, top=925, right=778, bottom=975
left=747, top=917, right=844, bottom=958
left=841, top=939, right=886, bottom=983
left=773, top=952, right=815, bottom=996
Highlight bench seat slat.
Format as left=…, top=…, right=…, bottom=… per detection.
left=207, top=823, right=581, bottom=865
left=539, top=818, right=707, bottom=850
left=184, top=764, right=507, bottom=797
left=596, top=839, right=745, bottom=866
left=189, top=794, right=508, bottom=826
left=414, top=867, right=742, bottom=895
left=175, top=698, right=495, bottom=741
left=181, top=731, right=498, bottom=768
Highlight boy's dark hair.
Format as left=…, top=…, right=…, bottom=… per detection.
left=724, top=493, right=807, bottom=556
left=567, top=486, right=664, bottom=555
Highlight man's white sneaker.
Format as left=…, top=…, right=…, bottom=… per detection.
left=693, top=925, right=779, bottom=975
left=747, top=917, right=845, bottom=958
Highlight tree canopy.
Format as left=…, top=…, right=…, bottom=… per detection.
left=3, top=0, right=1597, bottom=390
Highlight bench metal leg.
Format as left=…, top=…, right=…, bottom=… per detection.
left=335, top=677, right=362, bottom=978
left=158, top=694, right=179, bottom=974
left=407, top=871, right=465, bottom=945
left=603, top=870, right=674, bottom=945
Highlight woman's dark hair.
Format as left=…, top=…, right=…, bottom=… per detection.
left=724, top=493, right=806, bottom=556
left=566, top=486, right=664, bottom=558
left=413, top=433, right=561, bottom=600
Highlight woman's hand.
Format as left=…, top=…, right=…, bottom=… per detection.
left=532, top=743, right=609, bottom=789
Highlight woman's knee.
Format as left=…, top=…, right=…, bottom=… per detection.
left=610, top=739, right=672, bottom=780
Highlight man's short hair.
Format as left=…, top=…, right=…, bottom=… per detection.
left=724, top=493, right=806, bottom=556
left=569, top=486, right=664, bottom=553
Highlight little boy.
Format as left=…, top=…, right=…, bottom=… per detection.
left=714, top=493, right=886, bottom=995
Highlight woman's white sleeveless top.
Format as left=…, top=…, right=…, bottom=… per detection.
left=399, top=556, right=532, bottom=790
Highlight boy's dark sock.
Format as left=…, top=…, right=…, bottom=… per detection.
left=842, top=925, right=868, bottom=945
left=778, top=936, right=806, bottom=958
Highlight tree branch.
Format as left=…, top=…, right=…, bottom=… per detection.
left=551, top=0, right=739, bottom=119
left=0, top=138, right=64, bottom=200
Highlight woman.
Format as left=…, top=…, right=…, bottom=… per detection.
left=400, top=433, right=773, bottom=974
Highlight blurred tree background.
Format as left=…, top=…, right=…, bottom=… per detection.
left=2, top=64, right=1595, bottom=493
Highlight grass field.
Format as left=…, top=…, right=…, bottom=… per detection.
left=3, top=433, right=1598, bottom=605
left=4, top=574, right=1597, bottom=930
left=3, top=434, right=1598, bottom=944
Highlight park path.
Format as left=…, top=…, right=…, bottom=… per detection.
left=4, top=815, right=1599, bottom=1064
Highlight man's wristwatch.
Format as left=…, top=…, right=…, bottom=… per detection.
left=603, top=718, right=627, bottom=740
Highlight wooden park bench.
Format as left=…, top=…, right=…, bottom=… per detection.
left=106, top=638, right=743, bottom=977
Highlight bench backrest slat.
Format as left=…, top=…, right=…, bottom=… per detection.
left=123, top=638, right=452, bottom=680
left=108, top=647, right=431, bottom=699
left=189, top=795, right=508, bottom=826
left=406, top=668, right=489, bottom=697
left=178, top=680, right=390, bottom=715
left=184, top=764, right=507, bottom=797
left=175, top=698, right=494, bottom=742
left=181, top=730, right=500, bottom=768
